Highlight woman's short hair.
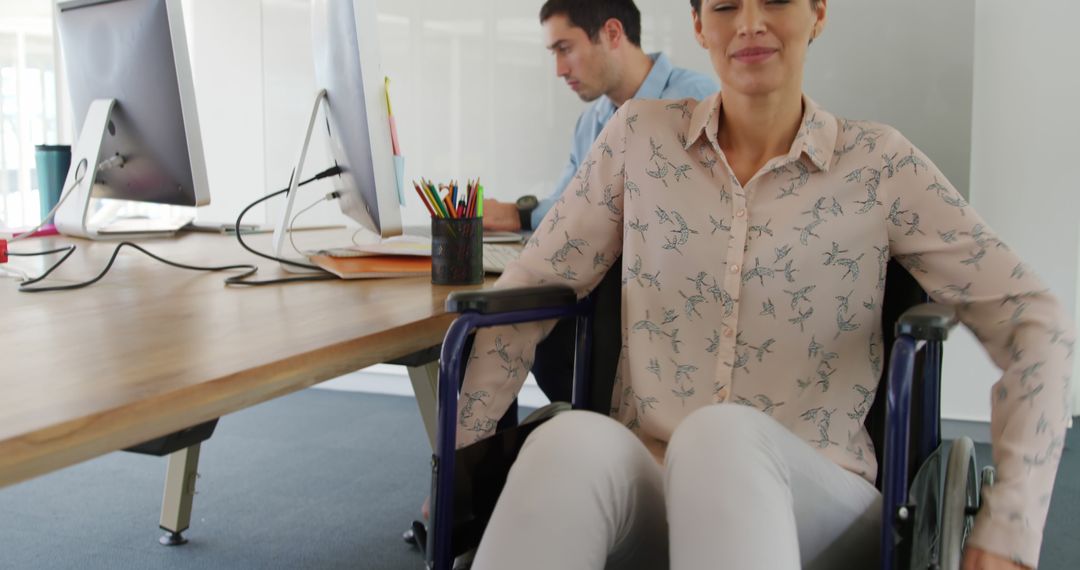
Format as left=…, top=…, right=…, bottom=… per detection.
left=539, top=0, right=643, bottom=47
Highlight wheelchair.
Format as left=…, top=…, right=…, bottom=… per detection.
left=416, top=259, right=993, bottom=570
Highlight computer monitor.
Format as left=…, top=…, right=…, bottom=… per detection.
left=54, top=0, right=208, bottom=239
left=272, top=0, right=403, bottom=265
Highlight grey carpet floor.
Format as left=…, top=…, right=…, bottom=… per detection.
left=0, top=389, right=1075, bottom=569
left=0, top=390, right=432, bottom=570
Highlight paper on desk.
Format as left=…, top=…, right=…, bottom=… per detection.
left=483, top=231, right=526, bottom=244
left=310, top=254, right=430, bottom=279
left=316, top=234, right=431, bottom=258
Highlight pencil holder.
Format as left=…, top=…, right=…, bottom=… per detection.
left=431, top=217, right=483, bottom=285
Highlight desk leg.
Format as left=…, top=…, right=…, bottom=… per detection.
left=158, top=443, right=201, bottom=546
left=407, top=361, right=439, bottom=450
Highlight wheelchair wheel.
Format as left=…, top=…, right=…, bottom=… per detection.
left=939, top=436, right=979, bottom=570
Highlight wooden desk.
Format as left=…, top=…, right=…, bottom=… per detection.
left=0, top=230, right=483, bottom=493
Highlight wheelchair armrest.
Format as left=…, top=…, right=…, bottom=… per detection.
left=895, top=303, right=958, bottom=341
left=446, top=285, right=577, bottom=314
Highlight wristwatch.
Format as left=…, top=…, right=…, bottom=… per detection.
left=516, top=195, right=539, bottom=231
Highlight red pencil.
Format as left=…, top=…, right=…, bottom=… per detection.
left=413, top=181, right=436, bottom=218
left=467, top=181, right=478, bottom=217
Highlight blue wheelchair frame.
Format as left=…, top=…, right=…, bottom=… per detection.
left=427, top=279, right=958, bottom=570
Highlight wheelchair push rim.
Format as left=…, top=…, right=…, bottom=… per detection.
left=939, top=436, right=979, bottom=570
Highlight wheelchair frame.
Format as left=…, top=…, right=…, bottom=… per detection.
left=426, top=274, right=969, bottom=570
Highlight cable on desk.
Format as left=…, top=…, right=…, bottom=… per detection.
left=7, top=162, right=86, bottom=244
left=8, top=246, right=73, bottom=256
left=223, top=165, right=343, bottom=286
left=14, top=242, right=255, bottom=293
left=288, top=191, right=341, bottom=259
left=8, top=154, right=125, bottom=245
left=0, top=264, right=31, bottom=281
left=3, top=245, right=74, bottom=283
left=8, top=164, right=345, bottom=291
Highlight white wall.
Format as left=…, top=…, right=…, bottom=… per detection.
left=0, top=0, right=52, bottom=28
left=943, top=0, right=1080, bottom=421
left=183, top=0, right=266, bottom=225
left=804, top=0, right=975, bottom=198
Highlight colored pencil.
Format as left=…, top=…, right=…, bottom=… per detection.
left=413, top=181, right=436, bottom=217
left=427, top=181, right=448, bottom=218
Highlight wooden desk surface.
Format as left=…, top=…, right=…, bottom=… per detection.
left=0, top=230, right=488, bottom=488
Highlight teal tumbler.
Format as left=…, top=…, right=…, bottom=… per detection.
left=34, top=144, right=72, bottom=222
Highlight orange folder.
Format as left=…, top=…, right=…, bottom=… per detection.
left=310, top=254, right=431, bottom=279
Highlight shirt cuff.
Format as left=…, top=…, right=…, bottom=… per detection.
left=967, top=508, right=1043, bottom=569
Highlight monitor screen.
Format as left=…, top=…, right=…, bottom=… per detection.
left=56, top=0, right=208, bottom=208
left=312, top=0, right=402, bottom=238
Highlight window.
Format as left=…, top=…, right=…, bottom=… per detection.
left=0, top=2, right=58, bottom=229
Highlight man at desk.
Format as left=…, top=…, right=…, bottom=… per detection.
left=484, top=0, right=717, bottom=408
left=483, top=0, right=717, bottom=233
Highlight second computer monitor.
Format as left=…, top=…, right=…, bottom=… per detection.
left=312, top=0, right=402, bottom=238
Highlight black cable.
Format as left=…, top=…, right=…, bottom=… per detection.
left=8, top=164, right=345, bottom=291
left=224, top=272, right=338, bottom=286
left=8, top=246, right=74, bottom=256
left=16, top=242, right=257, bottom=293
left=223, top=165, right=343, bottom=286
left=7, top=245, right=77, bottom=289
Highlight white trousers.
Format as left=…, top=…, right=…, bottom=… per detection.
left=473, top=405, right=881, bottom=570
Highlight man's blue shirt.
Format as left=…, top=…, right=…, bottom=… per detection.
left=532, top=53, right=718, bottom=228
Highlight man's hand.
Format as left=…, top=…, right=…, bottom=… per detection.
left=962, top=547, right=1031, bottom=570
left=482, top=199, right=521, bottom=232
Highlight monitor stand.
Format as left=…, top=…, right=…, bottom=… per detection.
left=273, top=89, right=331, bottom=274
left=54, top=99, right=192, bottom=240
left=92, top=211, right=193, bottom=239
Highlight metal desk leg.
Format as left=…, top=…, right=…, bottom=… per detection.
left=158, top=443, right=201, bottom=546
left=407, top=361, right=439, bottom=450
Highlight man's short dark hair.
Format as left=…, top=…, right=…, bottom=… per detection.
left=539, top=0, right=642, bottom=47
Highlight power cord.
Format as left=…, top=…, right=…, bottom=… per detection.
left=223, top=165, right=343, bottom=286
left=7, top=156, right=91, bottom=244
left=2, top=153, right=119, bottom=280
left=0, top=263, right=31, bottom=281
left=12, top=243, right=257, bottom=293
left=8, top=153, right=129, bottom=244
left=289, top=190, right=341, bottom=258
left=6, top=164, right=344, bottom=291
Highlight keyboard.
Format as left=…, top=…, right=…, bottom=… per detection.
left=483, top=243, right=521, bottom=274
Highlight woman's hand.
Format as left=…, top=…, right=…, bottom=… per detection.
left=962, top=547, right=1031, bottom=570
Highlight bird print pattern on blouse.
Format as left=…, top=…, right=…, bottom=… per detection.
left=456, top=93, right=1074, bottom=568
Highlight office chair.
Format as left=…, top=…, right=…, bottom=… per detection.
left=420, top=259, right=988, bottom=570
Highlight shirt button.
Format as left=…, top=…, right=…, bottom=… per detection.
left=723, top=329, right=734, bottom=338
left=735, top=208, right=746, bottom=218
left=729, top=264, right=740, bottom=274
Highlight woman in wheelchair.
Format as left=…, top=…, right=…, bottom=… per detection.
left=452, top=1, right=1074, bottom=568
